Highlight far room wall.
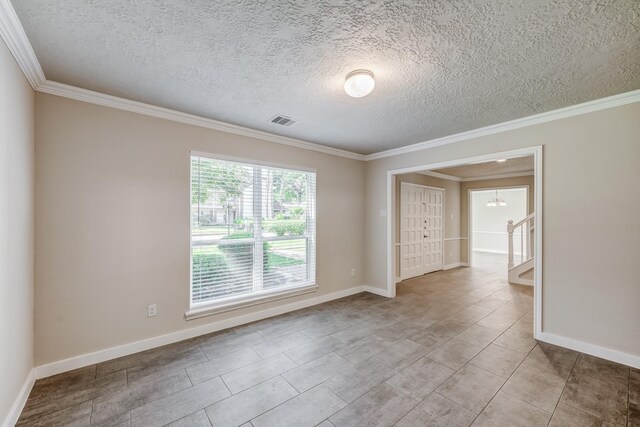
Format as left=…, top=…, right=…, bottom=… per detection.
left=460, top=176, right=535, bottom=264
left=470, top=188, right=528, bottom=256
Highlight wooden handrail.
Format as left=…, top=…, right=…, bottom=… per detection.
left=509, top=212, right=535, bottom=231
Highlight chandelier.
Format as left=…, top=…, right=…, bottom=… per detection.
left=487, top=190, right=507, bottom=207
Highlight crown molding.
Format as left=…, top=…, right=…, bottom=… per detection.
left=416, top=170, right=462, bottom=182
left=37, top=81, right=366, bottom=161
left=364, top=89, right=640, bottom=161
left=2, top=0, right=639, bottom=162
left=39, top=80, right=638, bottom=164
left=0, top=0, right=44, bottom=89
left=460, top=171, right=534, bottom=182
left=417, top=170, right=534, bottom=183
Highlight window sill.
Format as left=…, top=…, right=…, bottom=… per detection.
left=184, top=283, right=318, bottom=321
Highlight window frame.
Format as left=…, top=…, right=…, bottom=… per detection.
left=186, top=151, right=317, bottom=320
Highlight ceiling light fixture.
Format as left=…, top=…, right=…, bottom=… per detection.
left=344, top=70, right=375, bottom=98
left=487, top=190, right=507, bottom=207
left=496, top=159, right=507, bottom=163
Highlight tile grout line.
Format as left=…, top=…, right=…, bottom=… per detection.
left=89, top=398, right=96, bottom=426
left=544, top=351, right=580, bottom=426
left=390, top=391, right=466, bottom=427
left=184, top=367, right=194, bottom=386
left=225, top=374, right=307, bottom=425
left=94, top=373, right=191, bottom=425
left=560, top=355, right=631, bottom=425
left=249, top=377, right=345, bottom=425
left=466, top=330, right=541, bottom=425
left=388, top=328, right=508, bottom=424
left=201, top=406, right=215, bottom=427
left=200, top=343, right=211, bottom=362
left=17, top=370, right=129, bottom=425
left=125, top=373, right=225, bottom=422
left=382, top=379, right=424, bottom=411
left=627, top=366, right=631, bottom=427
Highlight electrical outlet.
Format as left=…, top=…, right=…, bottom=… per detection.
left=147, top=304, right=157, bottom=317
left=350, top=268, right=356, bottom=277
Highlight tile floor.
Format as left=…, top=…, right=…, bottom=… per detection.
left=18, top=253, right=639, bottom=426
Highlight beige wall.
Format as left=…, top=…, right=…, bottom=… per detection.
left=460, top=175, right=534, bottom=263
left=34, top=93, right=366, bottom=365
left=27, top=81, right=640, bottom=370
left=0, top=42, right=35, bottom=421
left=365, top=102, right=640, bottom=358
left=395, top=173, right=461, bottom=275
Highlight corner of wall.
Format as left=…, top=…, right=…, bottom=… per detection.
left=1, top=370, right=35, bottom=427
left=0, top=37, right=36, bottom=427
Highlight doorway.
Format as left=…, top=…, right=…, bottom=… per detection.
left=386, top=146, right=543, bottom=338
left=399, top=183, right=444, bottom=280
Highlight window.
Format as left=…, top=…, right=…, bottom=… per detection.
left=189, top=154, right=316, bottom=313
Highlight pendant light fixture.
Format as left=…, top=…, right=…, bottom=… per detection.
left=487, top=190, right=507, bottom=207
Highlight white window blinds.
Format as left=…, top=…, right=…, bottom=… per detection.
left=190, top=155, right=316, bottom=306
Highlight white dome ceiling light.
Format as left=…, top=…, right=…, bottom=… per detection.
left=344, top=70, right=375, bottom=98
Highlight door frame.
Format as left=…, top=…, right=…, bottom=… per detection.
left=386, top=146, right=543, bottom=339
left=468, top=185, right=529, bottom=267
left=399, top=182, right=445, bottom=280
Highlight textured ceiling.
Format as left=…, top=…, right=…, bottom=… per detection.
left=12, top=0, right=640, bottom=154
left=433, top=156, right=534, bottom=178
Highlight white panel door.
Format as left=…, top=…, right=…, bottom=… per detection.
left=400, top=183, right=444, bottom=280
left=423, top=188, right=444, bottom=274
left=400, top=183, right=425, bottom=280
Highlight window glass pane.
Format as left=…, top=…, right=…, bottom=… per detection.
left=260, top=169, right=309, bottom=238
left=191, top=158, right=254, bottom=241
left=191, top=242, right=254, bottom=302
left=191, top=155, right=315, bottom=307
left=263, top=239, right=308, bottom=290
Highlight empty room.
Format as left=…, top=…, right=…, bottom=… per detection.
left=1, top=1, right=639, bottom=426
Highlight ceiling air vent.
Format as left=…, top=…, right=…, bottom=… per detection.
left=269, top=115, right=296, bottom=126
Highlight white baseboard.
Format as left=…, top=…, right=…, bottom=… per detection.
left=509, top=279, right=534, bottom=287
left=2, top=369, right=35, bottom=427
left=397, top=263, right=469, bottom=280
left=444, top=262, right=468, bottom=270
left=474, top=249, right=527, bottom=257
left=34, top=286, right=366, bottom=379
left=473, top=249, right=508, bottom=255
left=537, top=332, right=640, bottom=369
left=363, top=285, right=393, bottom=298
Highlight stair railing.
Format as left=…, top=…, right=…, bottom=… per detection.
left=507, top=212, right=535, bottom=269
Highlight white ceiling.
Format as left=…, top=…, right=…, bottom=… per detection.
left=433, top=156, right=534, bottom=179
left=12, top=0, right=640, bottom=155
